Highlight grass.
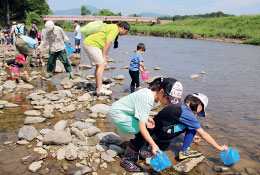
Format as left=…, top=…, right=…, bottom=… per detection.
left=129, top=15, right=260, bottom=45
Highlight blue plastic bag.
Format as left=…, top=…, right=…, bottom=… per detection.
left=221, top=147, right=240, bottom=165
left=150, top=151, right=172, bottom=172
left=65, top=41, right=73, bottom=55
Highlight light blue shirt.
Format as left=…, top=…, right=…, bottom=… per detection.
left=20, top=36, right=37, bottom=48
left=129, top=52, right=144, bottom=71
left=14, top=24, right=24, bottom=35
left=75, top=25, right=81, bottom=39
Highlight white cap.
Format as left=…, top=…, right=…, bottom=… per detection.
left=45, top=21, right=54, bottom=33
left=192, top=93, right=208, bottom=117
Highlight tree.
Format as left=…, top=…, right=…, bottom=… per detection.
left=26, top=11, right=42, bottom=25
left=81, top=5, right=91, bottom=15
left=0, top=0, right=50, bottom=25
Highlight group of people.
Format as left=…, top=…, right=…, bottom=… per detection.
left=2, top=19, right=228, bottom=172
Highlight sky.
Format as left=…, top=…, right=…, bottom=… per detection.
left=48, top=0, right=260, bottom=16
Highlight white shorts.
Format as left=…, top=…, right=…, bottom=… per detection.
left=83, top=44, right=104, bottom=65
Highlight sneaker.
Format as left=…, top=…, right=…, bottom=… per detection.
left=179, top=149, right=202, bottom=160
left=97, top=88, right=112, bottom=96
left=102, top=84, right=111, bottom=89
left=70, top=74, right=76, bottom=80
left=44, top=73, right=52, bottom=78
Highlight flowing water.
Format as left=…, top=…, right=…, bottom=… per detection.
left=0, top=34, right=259, bottom=174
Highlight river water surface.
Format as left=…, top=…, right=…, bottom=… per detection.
left=0, top=34, right=259, bottom=174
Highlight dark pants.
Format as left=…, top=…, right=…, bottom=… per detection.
left=129, top=70, right=140, bottom=93
left=47, top=49, right=72, bottom=73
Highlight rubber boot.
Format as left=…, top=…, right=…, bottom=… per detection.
left=139, top=142, right=152, bottom=159
left=120, top=143, right=142, bottom=172
left=78, top=48, right=81, bottom=53
left=130, top=85, right=135, bottom=93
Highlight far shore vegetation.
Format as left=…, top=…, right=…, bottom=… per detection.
left=0, top=2, right=259, bottom=45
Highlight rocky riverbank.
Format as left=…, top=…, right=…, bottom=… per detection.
left=0, top=44, right=257, bottom=175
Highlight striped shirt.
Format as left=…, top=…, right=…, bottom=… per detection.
left=109, top=88, right=154, bottom=134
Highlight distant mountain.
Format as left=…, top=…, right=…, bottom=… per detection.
left=53, top=6, right=99, bottom=15
left=140, top=12, right=171, bottom=18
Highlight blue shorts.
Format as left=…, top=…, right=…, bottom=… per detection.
left=75, top=39, right=80, bottom=46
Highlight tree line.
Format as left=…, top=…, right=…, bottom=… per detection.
left=159, top=11, right=234, bottom=20
left=0, top=0, right=50, bottom=26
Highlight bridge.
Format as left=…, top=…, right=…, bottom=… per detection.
left=42, top=15, right=158, bottom=23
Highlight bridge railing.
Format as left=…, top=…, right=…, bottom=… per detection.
left=42, top=15, right=158, bottom=23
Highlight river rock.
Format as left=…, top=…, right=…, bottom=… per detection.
left=43, top=129, right=72, bottom=145
left=24, top=117, right=46, bottom=124
left=153, top=67, right=160, bottom=70
left=59, top=77, right=72, bottom=86
left=17, top=140, right=30, bottom=145
left=59, top=104, right=75, bottom=113
left=189, top=74, right=200, bottom=79
left=71, top=127, right=85, bottom=140
left=213, top=165, right=230, bottom=172
left=109, top=144, right=124, bottom=154
left=57, top=147, right=66, bottom=161
left=90, top=104, right=110, bottom=114
left=18, top=84, right=34, bottom=89
left=57, top=90, right=73, bottom=97
left=120, top=66, right=129, bottom=69
left=24, top=110, right=41, bottom=116
left=173, top=156, right=205, bottom=173
left=53, top=120, right=67, bottom=131
left=97, top=132, right=123, bottom=145
left=0, top=100, right=8, bottom=105
left=39, top=128, right=51, bottom=135
left=65, top=143, right=78, bottom=160
left=96, top=144, right=108, bottom=152
left=71, top=121, right=92, bottom=130
left=55, top=60, right=66, bottom=72
left=29, top=161, right=43, bottom=172
left=21, top=155, right=37, bottom=164
left=83, top=126, right=101, bottom=137
left=101, top=152, right=115, bottom=162
left=27, top=93, right=43, bottom=101
left=18, top=126, right=38, bottom=141
left=5, top=103, right=19, bottom=108
left=113, top=75, right=124, bottom=80
left=106, top=150, right=117, bottom=157
left=79, top=65, right=92, bottom=69
left=3, top=80, right=16, bottom=89
left=77, top=93, right=91, bottom=102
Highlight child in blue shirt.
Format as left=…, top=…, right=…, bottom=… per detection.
left=129, top=43, right=147, bottom=93
left=139, top=93, right=228, bottom=160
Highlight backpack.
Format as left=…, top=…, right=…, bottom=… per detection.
left=80, top=21, right=107, bottom=36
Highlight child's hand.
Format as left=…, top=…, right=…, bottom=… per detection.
left=218, top=145, right=229, bottom=151
left=193, top=135, right=201, bottom=143
left=147, top=117, right=155, bottom=129
left=151, top=144, right=161, bottom=156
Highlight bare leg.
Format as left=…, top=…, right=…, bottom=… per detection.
left=95, top=63, right=105, bottom=90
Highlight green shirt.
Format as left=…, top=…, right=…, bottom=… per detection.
left=109, top=88, right=154, bottom=134
left=83, top=24, right=119, bottom=50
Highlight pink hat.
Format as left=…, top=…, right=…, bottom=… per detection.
left=16, top=54, right=26, bottom=64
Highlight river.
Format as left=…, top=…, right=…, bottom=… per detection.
left=0, top=34, right=259, bottom=174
